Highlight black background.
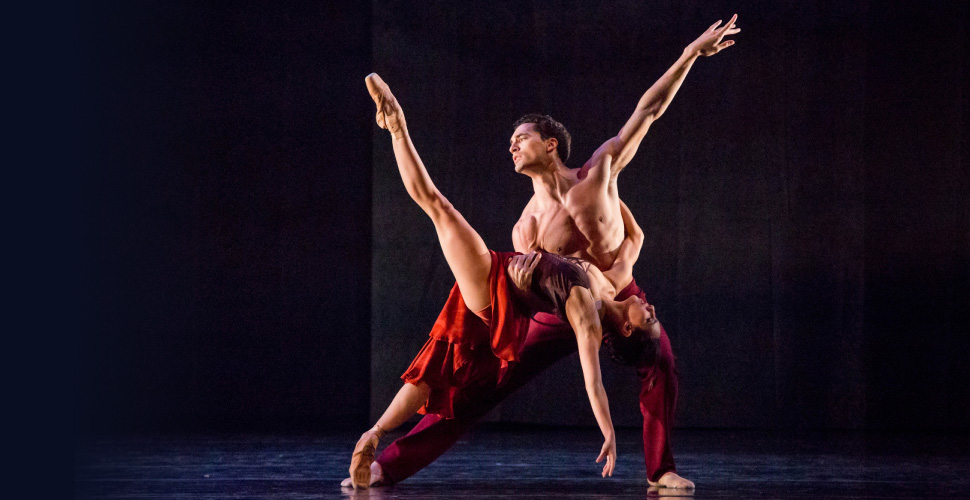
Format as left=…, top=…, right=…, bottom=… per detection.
left=77, top=0, right=969, bottom=434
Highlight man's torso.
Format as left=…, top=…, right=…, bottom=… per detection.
left=512, top=168, right=624, bottom=271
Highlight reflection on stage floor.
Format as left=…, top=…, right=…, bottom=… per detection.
left=76, top=426, right=970, bottom=499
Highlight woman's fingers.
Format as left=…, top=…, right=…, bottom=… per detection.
left=601, top=453, right=615, bottom=477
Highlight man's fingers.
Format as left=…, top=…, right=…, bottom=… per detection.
left=528, top=252, right=542, bottom=270
left=719, top=14, right=738, bottom=35
left=525, top=251, right=538, bottom=268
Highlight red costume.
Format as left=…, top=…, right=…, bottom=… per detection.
left=384, top=258, right=679, bottom=482
left=401, top=251, right=529, bottom=418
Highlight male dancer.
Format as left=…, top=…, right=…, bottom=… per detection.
left=347, top=15, right=739, bottom=489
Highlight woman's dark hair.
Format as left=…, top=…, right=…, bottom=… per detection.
left=512, top=114, right=572, bottom=162
left=603, top=326, right=661, bottom=367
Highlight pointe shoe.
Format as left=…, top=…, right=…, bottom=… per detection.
left=364, top=73, right=407, bottom=138
left=340, top=462, right=385, bottom=489
left=349, top=425, right=385, bottom=489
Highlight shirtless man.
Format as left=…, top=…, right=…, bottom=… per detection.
left=345, top=14, right=739, bottom=490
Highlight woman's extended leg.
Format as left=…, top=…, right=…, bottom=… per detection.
left=348, top=74, right=494, bottom=490
left=366, top=73, right=492, bottom=311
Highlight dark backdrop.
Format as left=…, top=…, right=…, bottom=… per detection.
left=78, top=1, right=373, bottom=432
left=78, top=0, right=969, bottom=434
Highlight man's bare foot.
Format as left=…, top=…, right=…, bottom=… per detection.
left=348, top=427, right=383, bottom=489
left=341, top=461, right=385, bottom=488
left=364, top=73, right=407, bottom=139
left=646, top=485, right=694, bottom=497
left=648, top=471, right=695, bottom=489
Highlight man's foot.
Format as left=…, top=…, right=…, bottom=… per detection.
left=648, top=471, right=695, bottom=489
left=647, top=485, right=694, bottom=497
left=341, top=461, right=385, bottom=488
left=364, top=73, right=407, bottom=138
left=348, top=427, right=384, bottom=489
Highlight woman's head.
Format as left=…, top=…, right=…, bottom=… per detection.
left=603, top=296, right=662, bottom=366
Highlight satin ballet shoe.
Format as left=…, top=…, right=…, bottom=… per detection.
left=349, top=424, right=385, bottom=489
left=364, top=73, right=407, bottom=138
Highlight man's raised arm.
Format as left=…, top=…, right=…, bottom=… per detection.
left=592, top=14, right=740, bottom=176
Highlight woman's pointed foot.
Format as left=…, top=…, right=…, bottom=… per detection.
left=365, top=73, right=407, bottom=138
left=349, top=425, right=385, bottom=489
left=341, top=461, right=385, bottom=489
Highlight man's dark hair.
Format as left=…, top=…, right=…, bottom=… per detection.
left=603, top=326, right=661, bottom=367
left=513, top=114, right=572, bottom=162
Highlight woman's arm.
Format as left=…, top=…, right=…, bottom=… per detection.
left=564, top=286, right=616, bottom=477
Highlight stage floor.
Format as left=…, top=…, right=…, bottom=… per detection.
left=76, top=427, right=969, bottom=499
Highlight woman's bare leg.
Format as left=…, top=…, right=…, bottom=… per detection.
left=349, top=74, right=492, bottom=489
left=375, top=382, right=431, bottom=431
left=366, top=73, right=492, bottom=311
left=348, top=381, right=430, bottom=489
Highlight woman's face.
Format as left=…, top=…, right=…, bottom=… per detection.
left=624, top=297, right=661, bottom=339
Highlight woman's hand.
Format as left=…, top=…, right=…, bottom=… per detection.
left=596, top=435, right=617, bottom=477
left=686, top=14, right=740, bottom=57
left=506, top=251, right=542, bottom=292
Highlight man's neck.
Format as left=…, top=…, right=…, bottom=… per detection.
left=526, top=160, right=572, bottom=204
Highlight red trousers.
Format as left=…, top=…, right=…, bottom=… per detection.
left=376, top=279, right=679, bottom=483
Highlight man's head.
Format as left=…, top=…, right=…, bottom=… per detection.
left=509, top=114, right=571, bottom=169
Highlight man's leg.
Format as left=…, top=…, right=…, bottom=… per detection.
left=376, top=313, right=576, bottom=484
left=639, top=327, right=692, bottom=488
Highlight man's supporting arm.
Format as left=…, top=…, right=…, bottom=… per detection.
left=602, top=200, right=644, bottom=287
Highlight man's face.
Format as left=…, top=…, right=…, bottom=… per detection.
left=509, top=123, right=553, bottom=172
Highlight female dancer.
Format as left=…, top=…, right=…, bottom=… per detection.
left=349, top=73, right=660, bottom=489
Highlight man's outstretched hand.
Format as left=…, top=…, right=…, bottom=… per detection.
left=688, top=13, right=740, bottom=57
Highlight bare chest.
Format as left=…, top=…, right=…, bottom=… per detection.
left=514, top=204, right=587, bottom=256
left=568, top=199, right=623, bottom=258
left=514, top=197, right=623, bottom=266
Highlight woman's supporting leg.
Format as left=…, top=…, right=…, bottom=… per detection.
left=349, top=381, right=430, bottom=489
left=366, top=73, right=492, bottom=311
left=375, top=382, right=431, bottom=432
